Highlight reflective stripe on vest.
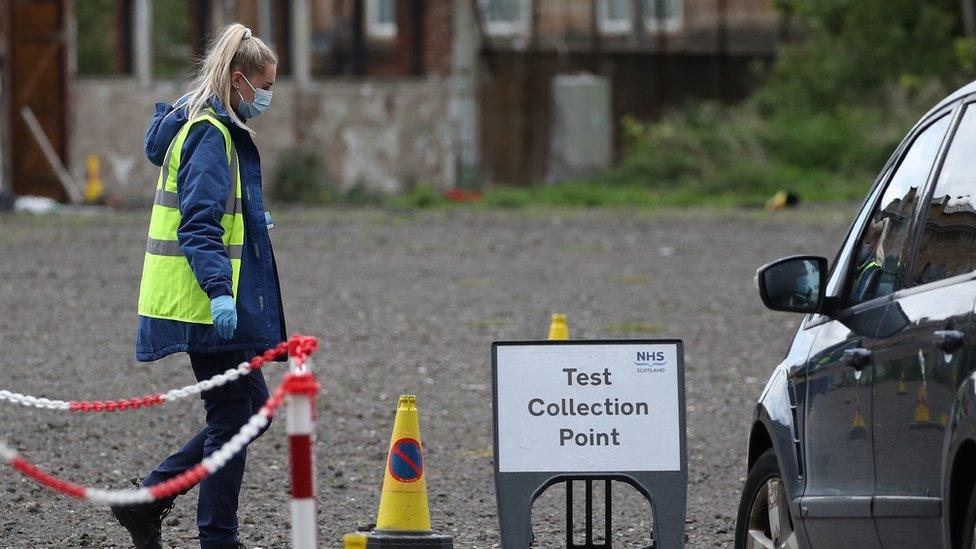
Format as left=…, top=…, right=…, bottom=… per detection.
left=137, top=108, right=245, bottom=325
left=145, top=237, right=244, bottom=260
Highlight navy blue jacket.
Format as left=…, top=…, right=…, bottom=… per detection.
left=136, top=97, right=286, bottom=362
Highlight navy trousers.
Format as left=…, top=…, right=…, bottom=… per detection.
left=143, top=351, right=271, bottom=549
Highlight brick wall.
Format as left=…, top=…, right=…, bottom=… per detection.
left=484, top=0, right=781, bottom=55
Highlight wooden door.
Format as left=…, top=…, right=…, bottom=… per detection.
left=8, top=0, right=68, bottom=201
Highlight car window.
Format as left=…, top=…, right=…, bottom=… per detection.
left=824, top=165, right=891, bottom=299
left=845, top=114, right=950, bottom=306
left=910, top=106, right=976, bottom=286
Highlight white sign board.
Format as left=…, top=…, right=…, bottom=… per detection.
left=495, top=342, right=682, bottom=473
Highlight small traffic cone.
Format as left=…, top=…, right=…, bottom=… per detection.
left=84, top=154, right=105, bottom=204
left=849, top=407, right=867, bottom=439
left=897, top=371, right=907, bottom=395
left=765, top=190, right=799, bottom=211
left=911, top=385, right=934, bottom=429
left=939, top=412, right=949, bottom=429
left=915, top=386, right=931, bottom=423
left=346, top=395, right=452, bottom=548
left=548, top=314, right=569, bottom=340
left=849, top=387, right=867, bottom=439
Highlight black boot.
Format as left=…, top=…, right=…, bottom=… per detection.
left=110, top=480, right=175, bottom=549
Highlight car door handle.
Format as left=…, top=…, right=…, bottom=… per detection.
left=933, top=330, right=965, bottom=352
left=842, top=348, right=872, bottom=369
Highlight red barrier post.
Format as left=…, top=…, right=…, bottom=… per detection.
left=286, top=348, right=320, bottom=549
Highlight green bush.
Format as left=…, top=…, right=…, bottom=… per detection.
left=391, top=183, right=450, bottom=209
left=576, top=95, right=911, bottom=206
left=77, top=0, right=116, bottom=75
left=271, top=148, right=334, bottom=204
left=756, top=0, right=964, bottom=113
left=340, top=182, right=386, bottom=206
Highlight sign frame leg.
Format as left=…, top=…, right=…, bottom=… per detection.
left=496, top=472, right=686, bottom=549
left=496, top=474, right=541, bottom=548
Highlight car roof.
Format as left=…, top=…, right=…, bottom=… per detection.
left=919, top=80, right=976, bottom=123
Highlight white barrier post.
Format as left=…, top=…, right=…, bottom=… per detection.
left=286, top=355, right=318, bottom=549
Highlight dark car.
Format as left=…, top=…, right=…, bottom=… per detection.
left=735, top=80, right=976, bottom=549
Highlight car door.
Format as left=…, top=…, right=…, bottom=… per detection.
left=800, top=111, right=953, bottom=548
left=871, top=102, right=976, bottom=548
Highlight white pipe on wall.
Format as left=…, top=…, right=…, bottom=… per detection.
left=134, top=0, right=152, bottom=87
left=291, top=0, right=311, bottom=87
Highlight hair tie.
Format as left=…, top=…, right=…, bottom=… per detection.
left=242, top=27, right=252, bottom=39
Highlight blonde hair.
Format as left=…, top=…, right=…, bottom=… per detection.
left=184, top=23, right=278, bottom=135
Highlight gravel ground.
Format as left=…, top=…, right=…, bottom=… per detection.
left=0, top=206, right=855, bottom=548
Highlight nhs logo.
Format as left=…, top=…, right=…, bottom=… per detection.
left=635, top=350, right=667, bottom=373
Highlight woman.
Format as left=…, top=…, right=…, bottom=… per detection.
left=113, top=24, right=286, bottom=549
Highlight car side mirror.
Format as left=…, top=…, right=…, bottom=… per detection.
left=756, top=255, right=829, bottom=314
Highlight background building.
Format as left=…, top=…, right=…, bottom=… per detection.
left=0, top=0, right=783, bottom=203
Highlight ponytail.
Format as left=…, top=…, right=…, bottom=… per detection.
left=183, top=23, right=278, bottom=135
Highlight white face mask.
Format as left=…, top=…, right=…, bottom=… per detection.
left=236, top=74, right=273, bottom=119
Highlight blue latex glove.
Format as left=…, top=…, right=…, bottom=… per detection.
left=210, top=295, right=237, bottom=339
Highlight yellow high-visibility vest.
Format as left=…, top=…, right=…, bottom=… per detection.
left=137, top=108, right=244, bottom=324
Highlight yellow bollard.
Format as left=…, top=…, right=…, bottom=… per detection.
left=84, top=154, right=105, bottom=204
left=548, top=313, right=569, bottom=340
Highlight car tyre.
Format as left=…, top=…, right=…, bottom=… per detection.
left=959, top=487, right=976, bottom=549
left=734, top=448, right=799, bottom=549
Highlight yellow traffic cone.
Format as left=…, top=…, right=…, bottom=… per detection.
left=897, top=371, right=907, bottom=395
left=765, top=190, right=789, bottom=211
left=84, top=154, right=105, bottom=204
left=548, top=313, right=569, bottom=340
left=765, top=190, right=799, bottom=211
left=376, top=395, right=431, bottom=531
left=849, top=407, right=867, bottom=439
left=915, top=385, right=931, bottom=424
left=346, top=395, right=453, bottom=548
left=939, top=412, right=949, bottom=429
left=343, top=534, right=367, bottom=548
left=849, top=389, right=867, bottom=439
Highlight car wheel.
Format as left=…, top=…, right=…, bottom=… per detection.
left=960, top=487, right=976, bottom=549
left=734, top=448, right=799, bottom=549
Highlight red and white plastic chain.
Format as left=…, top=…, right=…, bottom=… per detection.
left=0, top=335, right=318, bottom=413
left=0, top=336, right=319, bottom=507
left=0, top=379, right=289, bottom=506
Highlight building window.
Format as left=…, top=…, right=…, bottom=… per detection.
left=644, top=0, right=683, bottom=32
left=480, top=0, right=531, bottom=36
left=598, top=0, right=632, bottom=34
left=367, top=0, right=397, bottom=39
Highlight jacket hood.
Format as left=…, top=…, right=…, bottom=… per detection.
left=144, top=96, right=239, bottom=167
